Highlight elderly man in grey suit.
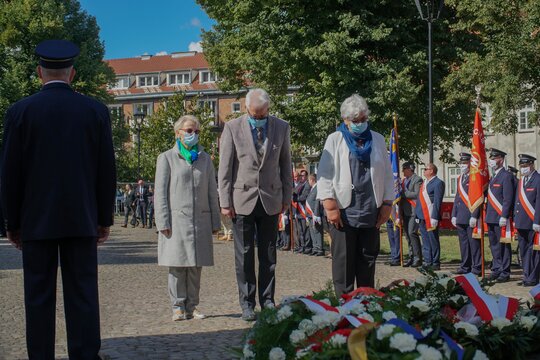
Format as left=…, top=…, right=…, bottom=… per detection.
left=400, top=162, right=423, bottom=267
left=218, top=88, right=293, bottom=321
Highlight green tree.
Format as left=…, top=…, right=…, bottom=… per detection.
left=0, top=0, right=115, bottom=142
left=442, top=0, right=540, bottom=133
left=134, top=93, right=220, bottom=181
left=198, top=0, right=480, bottom=160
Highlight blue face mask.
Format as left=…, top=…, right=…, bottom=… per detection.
left=183, top=133, right=199, bottom=147
left=349, top=121, right=368, bottom=135
left=248, top=116, right=268, bottom=128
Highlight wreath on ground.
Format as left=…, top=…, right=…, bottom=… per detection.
left=235, top=271, right=540, bottom=360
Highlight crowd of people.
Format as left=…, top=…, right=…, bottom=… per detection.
left=3, top=39, right=540, bottom=359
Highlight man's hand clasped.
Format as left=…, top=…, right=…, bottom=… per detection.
left=7, top=230, right=21, bottom=250
left=221, top=207, right=236, bottom=219
left=97, top=226, right=110, bottom=245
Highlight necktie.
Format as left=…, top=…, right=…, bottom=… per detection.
left=256, top=128, right=264, bottom=161
left=524, top=177, right=529, bottom=188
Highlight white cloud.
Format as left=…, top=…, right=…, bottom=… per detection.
left=190, top=17, right=202, bottom=27
left=188, top=41, right=203, bottom=52
left=155, top=51, right=168, bottom=56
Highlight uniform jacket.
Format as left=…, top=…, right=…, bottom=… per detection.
left=316, top=130, right=393, bottom=208
left=400, top=173, right=422, bottom=217
left=514, top=170, right=540, bottom=230
left=0, top=82, right=116, bottom=241
left=218, top=114, right=293, bottom=216
left=451, top=173, right=480, bottom=225
left=306, top=184, right=323, bottom=218
left=154, top=146, right=220, bottom=267
left=415, top=176, right=445, bottom=220
left=485, top=168, right=515, bottom=224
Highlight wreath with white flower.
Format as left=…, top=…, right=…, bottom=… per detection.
left=234, top=271, right=540, bottom=360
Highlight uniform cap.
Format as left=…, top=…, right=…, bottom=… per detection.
left=489, top=148, right=507, bottom=158
left=518, top=154, right=536, bottom=164
left=459, top=152, right=472, bottom=162
left=507, top=166, right=518, bottom=175
left=35, top=40, right=79, bottom=69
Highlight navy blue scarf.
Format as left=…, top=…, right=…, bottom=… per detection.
left=338, top=122, right=372, bottom=163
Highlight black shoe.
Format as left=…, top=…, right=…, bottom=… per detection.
left=432, top=265, right=441, bottom=271
left=523, top=281, right=537, bottom=287
left=121, top=224, right=127, bottom=228
left=452, top=269, right=469, bottom=275
left=472, top=271, right=481, bottom=276
left=496, top=276, right=510, bottom=283
left=411, top=261, right=422, bottom=268
left=303, top=249, right=313, bottom=255
left=389, top=261, right=400, bottom=267
left=403, top=260, right=413, bottom=267
left=314, top=252, right=325, bottom=257
left=241, top=308, right=256, bottom=321
left=487, top=273, right=499, bottom=281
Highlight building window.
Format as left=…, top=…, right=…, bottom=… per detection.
left=133, top=103, right=153, bottom=116
left=112, top=77, right=129, bottom=89
left=197, top=100, right=217, bottom=118
left=168, top=73, right=190, bottom=85
left=199, top=70, right=216, bottom=84
left=232, top=102, right=241, bottom=113
left=518, top=103, right=535, bottom=131
left=137, top=75, right=159, bottom=87
left=446, top=167, right=460, bottom=197
left=109, top=105, right=123, bottom=119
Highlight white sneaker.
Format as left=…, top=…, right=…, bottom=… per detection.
left=187, top=308, right=206, bottom=319
left=172, top=309, right=186, bottom=321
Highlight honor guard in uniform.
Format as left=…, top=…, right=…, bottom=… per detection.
left=415, top=163, right=445, bottom=270
left=400, top=162, right=423, bottom=267
left=451, top=153, right=482, bottom=275
left=1, top=40, right=116, bottom=359
left=484, top=148, right=515, bottom=282
left=514, top=154, right=540, bottom=286
left=507, top=165, right=521, bottom=268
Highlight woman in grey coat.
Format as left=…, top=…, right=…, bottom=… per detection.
left=154, top=115, right=221, bottom=321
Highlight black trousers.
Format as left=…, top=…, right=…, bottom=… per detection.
left=137, top=200, right=148, bottom=226
left=329, top=224, right=380, bottom=297
left=22, top=238, right=101, bottom=360
left=232, top=198, right=279, bottom=310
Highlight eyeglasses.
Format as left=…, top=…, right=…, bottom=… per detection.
left=423, top=168, right=433, bottom=172
left=181, top=128, right=200, bottom=134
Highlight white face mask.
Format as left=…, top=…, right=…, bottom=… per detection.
left=521, top=166, right=531, bottom=176
left=488, top=159, right=498, bottom=169
left=459, top=164, right=469, bottom=174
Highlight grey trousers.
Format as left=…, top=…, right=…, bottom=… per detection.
left=403, top=215, right=422, bottom=263
left=168, top=266, right=202, bottom=313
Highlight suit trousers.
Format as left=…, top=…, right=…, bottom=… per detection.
left=386, top=220, right=400, bottom=263
left=22, top=238, right=100, bottom=360
left=310, top=221, right=324, bottom=253
left=294, top=218, right=310, bottom=251
left=517, top=229, right=540, bottom=284
left=329, top=224, right=380, bottom=297
left=279, top=222, right=291, bottom=249
left=123, top=204, right=134, bottom=226
left=456, top=224, right=481, bottom=274
left=403, top=215, right=422, bottom=263
left=419, top=220, right=440, bottom=267
left=232, top=198, right=279, bottom=310
left=168, top=266, right=202, bottom=313
left=137, top=200, right=148, bottom=226
left=488, top=224, right=512, bottom=278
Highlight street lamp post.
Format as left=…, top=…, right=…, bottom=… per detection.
left=414, top=0, right=444, bottom=163
left=133, top=111, right=145, bottom=180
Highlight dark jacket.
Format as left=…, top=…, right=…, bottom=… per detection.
left=514, top=171, right=540, bottom=230
left=400, top=173, right=422, bottom=217
left=415, top=176, right=445, bottom=220
left=1, top=82, right=116, bottom=241
left=485, top=168, right=515, bottom=224
left=451, top=173, right=480, bottom=225
left=306, top=184, right=323, bottom=218
left=135, top=185, right=149, bottom=203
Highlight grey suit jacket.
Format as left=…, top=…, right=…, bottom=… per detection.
left=218, top=114, right=293, bottom=216
left=400, top=173, right=423, bottom=217
left=306, top=184, right=323, bottom=217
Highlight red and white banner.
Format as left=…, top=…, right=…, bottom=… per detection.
left=458, top=175, right=470, bottom=208
left=455, top=273, right=519, bottom=321
left=299, top=297, right=339, bottom=314
left=518, top=179, right=536, bottom=221
left=419, top=181, right=435, bottom=231
left=531, top=284, right=540, bottom=301
left=487, top=188, right=502, bottom=216
left=343, top=315, right=371, bottom=328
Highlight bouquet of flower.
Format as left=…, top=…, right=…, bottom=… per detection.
left=236, top=271, right=540, bottom=360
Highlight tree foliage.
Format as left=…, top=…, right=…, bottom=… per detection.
left=198, top=0, right=480, bottom=161
left=130, top=93, right=221, bottom=182
left=442, top=0, right=540, bottom=133
left=0, top=0, right=115, bottom=142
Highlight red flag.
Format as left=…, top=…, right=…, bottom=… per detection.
left=468, top=109, right=489, bottom=213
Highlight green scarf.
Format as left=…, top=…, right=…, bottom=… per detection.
left=176, top=139, right=199, bottom=164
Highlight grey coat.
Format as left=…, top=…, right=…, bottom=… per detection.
left=400, top=173, right=423, bottom=217
left=154, top=146, right=220, bottom=267
left=218, top=114, right=293, bottom=216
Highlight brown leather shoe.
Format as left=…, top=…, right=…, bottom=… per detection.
left=121, top=224, right=127, bottom=228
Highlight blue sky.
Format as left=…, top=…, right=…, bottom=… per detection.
left=78, top=0, right=215, bottom=59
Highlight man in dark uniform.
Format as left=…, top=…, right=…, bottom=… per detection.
left=484, top=148, right=515, bottom=282
left=292, top=169, right=311, bottom=253
left=514, top=154, right=540, bottom=286
left=507, top=165, right=522, bottom=268
left=400, top=162, right=423, bottom=267
left=306, top=174, right=325, bottom=256
left=451, top=153, right=481, bottom=275
left=135, top=179, right=149, bottom=228
left=1, top=40, right=116, bottom=359
left=415, top=163, right=445, bottom=270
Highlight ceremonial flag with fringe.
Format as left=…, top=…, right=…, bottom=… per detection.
left=469, top=109, right=489, bottom=238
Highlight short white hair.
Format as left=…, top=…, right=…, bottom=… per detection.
left=40, top=66, right=73, bottom=79
left=245, top=88, right=270, bottom=110
left=340, top=94, right=370, bottom=121
left=174, top=115, right=200, bottom=132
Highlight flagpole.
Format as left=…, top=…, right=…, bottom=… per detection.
left=393, top=113, right=404, bottom=266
